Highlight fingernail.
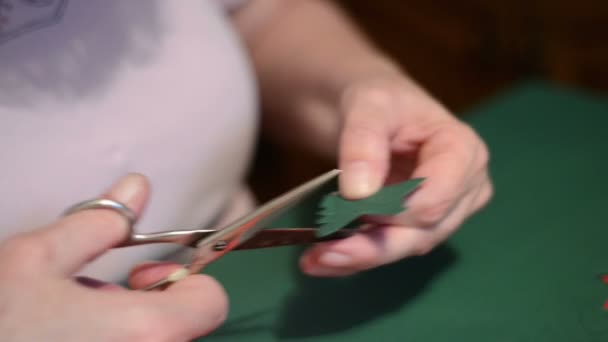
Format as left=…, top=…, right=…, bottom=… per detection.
left=300, top=251, right=352, bottom=276
left=110, top=174, right=145, bottom=204
left=342, top=161, right=375, bottom=199
left=319, top=251, right=352, bottom=267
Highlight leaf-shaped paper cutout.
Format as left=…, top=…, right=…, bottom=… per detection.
left=315, top=178, right=425, bottom=237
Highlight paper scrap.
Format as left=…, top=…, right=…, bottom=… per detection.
left=316, top=178, right=425, bottom=237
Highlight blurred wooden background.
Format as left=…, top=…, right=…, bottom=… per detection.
left=249, top=0, right=608, bottom=201
left=335, top=0, right=608, bottom=110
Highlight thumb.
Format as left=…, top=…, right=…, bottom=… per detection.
left=338, top=107, right=391, bottom=199
left=32, top=173, right=149, bottom=276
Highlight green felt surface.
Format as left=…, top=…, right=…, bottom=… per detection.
left=198, top=81, right=608, bottom=341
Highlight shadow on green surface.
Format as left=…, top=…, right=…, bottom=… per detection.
left=276, top=244, right=458, bottom=339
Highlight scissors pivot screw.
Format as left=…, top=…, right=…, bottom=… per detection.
left=213, top=241, right=228, bottom=251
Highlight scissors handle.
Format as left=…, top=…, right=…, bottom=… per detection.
left=63, top=197, right=354, bottom=250
left=117, top=229, right=214, bottom=247
left=116, top=228, right=353, bottom=249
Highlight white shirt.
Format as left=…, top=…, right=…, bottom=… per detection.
left=0, top=0, right=258, bottom=282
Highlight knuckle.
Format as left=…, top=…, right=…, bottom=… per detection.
left=449, top=122, right=477, bottom=144
left=475, top=182, right=495, bottom=211
left=340, top=124, right=386, bottom=160
left=456, top=123, right=491, bottom=168
left=482, top=181, right=494, bottom=203
left=477, top=140, right=491, bottom=168
left=343, top=81, right=393, bottom=109
left=167, top=274, right=229, bottom=336
left=441, top=121, right=471, bottom=141
left=121, top=308, right=172, bottom=342
left=195, top=275, right=229, bottom=325
left=411, top=200, right=452, bottom=227
left=209, top=305, right=229, bottom=331
left=412, top=240, right=437, bottom=257
left=454, top=121, right=478, bottom=139
left=0, top=234, right=54, bottom=270
left=343, top=121, right=385, bottom=141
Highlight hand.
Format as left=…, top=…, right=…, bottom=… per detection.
left=300, top=73, right=493, bottom=276
left=0, top=174, right=228, bottom=342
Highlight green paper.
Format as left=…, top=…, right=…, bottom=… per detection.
left=315, top=178, right=425, bottom=237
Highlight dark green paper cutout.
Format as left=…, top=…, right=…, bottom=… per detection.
left=315, top=178, right=425, bottom=237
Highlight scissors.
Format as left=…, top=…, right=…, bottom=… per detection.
left=63, top=169, right=353, bottom=290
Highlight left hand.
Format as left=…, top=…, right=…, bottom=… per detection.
left=300, top=73, right=493, bottom=276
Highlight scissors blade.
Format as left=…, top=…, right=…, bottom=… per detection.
left=186, top=169, right=341, bottom=273
left=233, top=228, right=355, bottom=250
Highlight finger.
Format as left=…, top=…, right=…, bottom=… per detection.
left=300, top=225, right=433, bottom=277
left=300, top=188, right=481, bottom=277
left=405, top=183, right=486, bottom=248
left=128, top=261, right=185, bottom=290
left=471, top=174, right=494, bottom=213
left=393, top=122, right=487, bottom=228
left=20, top=174, right=149, bottom=276
left=147, top=275, right=229, bottom=340
left=338, top=93, right=393, bottom=199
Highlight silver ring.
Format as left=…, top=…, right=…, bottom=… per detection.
left=63, top=198, right=137, bottom=229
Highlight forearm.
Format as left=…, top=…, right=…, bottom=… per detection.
left=232, top=0, right=404, bottom=157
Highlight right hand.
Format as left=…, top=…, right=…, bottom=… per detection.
left=0, top=174, right=228, bottom=342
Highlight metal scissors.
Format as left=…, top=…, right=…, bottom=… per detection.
left=63, top=169, right=352, bottom=290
